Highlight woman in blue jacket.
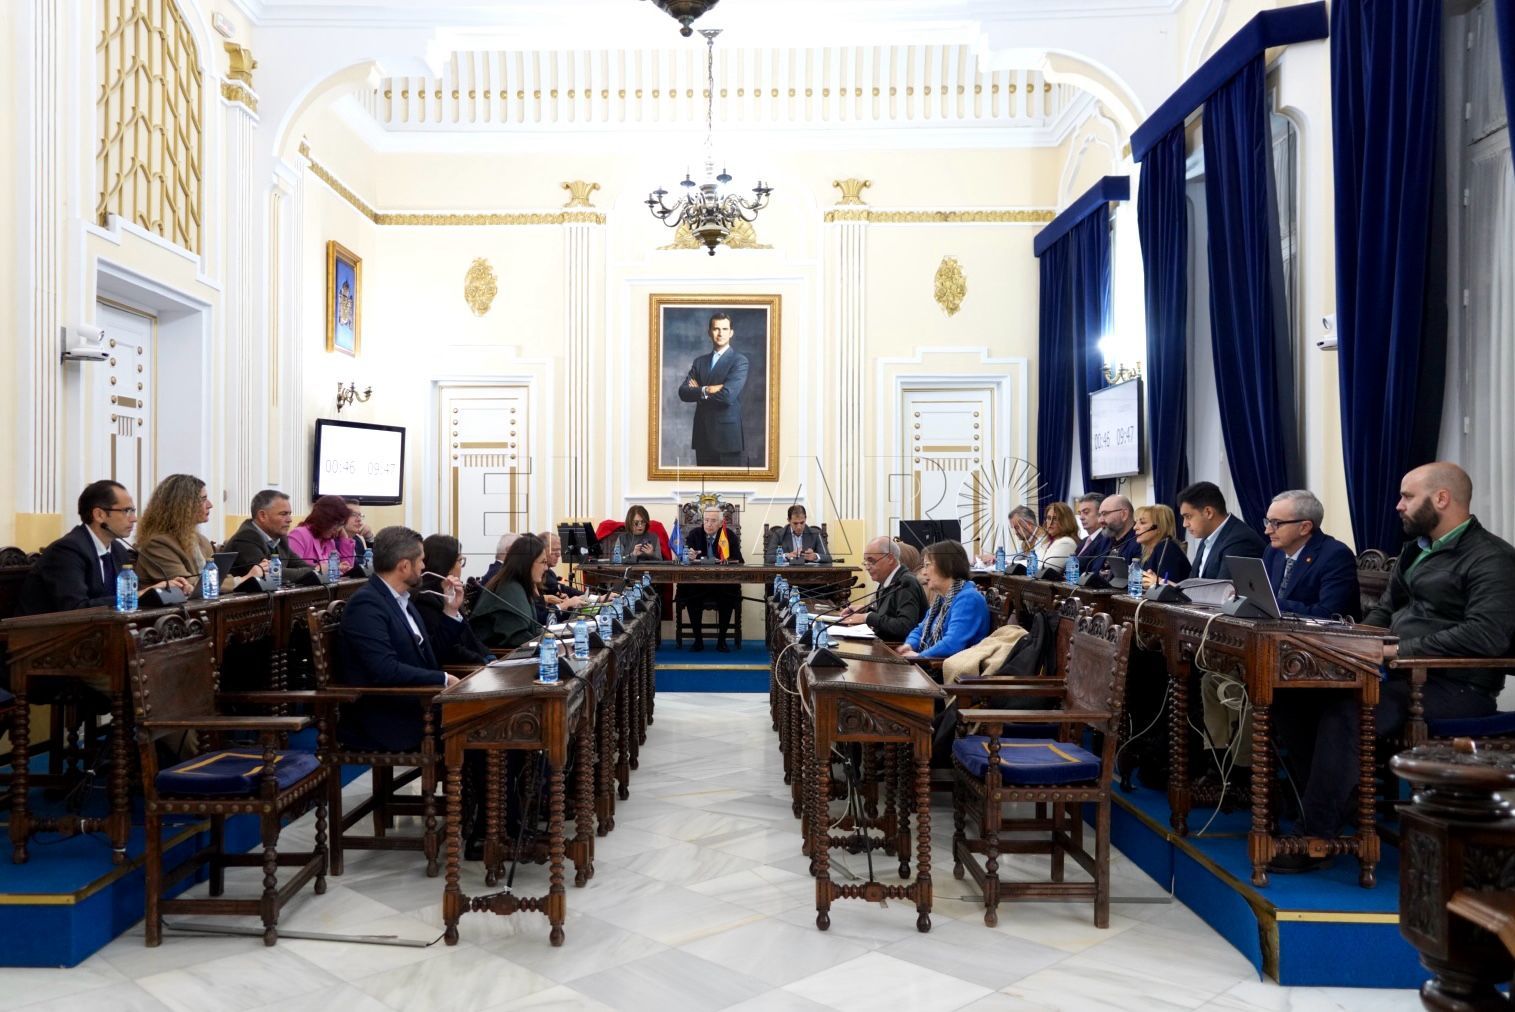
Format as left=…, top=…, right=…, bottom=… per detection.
left=899, top=540, right=992, bottom=659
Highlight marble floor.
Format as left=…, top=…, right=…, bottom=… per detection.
left=4, top=693, right=1422, bottom=1011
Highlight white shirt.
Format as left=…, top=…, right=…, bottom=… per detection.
left=878, top=562, right=900, bottom=593
left=86, top=526, right=113, bottom=582
left=1196, top=515, right=1234, bottom=576
left=383, top=580, right=425, bottom=645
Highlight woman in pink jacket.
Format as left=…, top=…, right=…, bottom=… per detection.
left=287, top=495, right=357, bottom=572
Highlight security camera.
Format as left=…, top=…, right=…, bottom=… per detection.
left=60, top=324, right=109, bottom=362
left=1316, top=313, right=1337, bottom=351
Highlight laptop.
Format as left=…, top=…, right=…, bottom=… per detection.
left=1225, top=556, right=1282, bottom=619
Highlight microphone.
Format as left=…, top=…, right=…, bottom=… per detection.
left=793, top=587, right=883, bottom=667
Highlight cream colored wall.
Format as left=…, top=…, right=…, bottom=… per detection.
left=0, top=4, right=19, bottom=547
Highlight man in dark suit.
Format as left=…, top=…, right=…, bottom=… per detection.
left=18, top=479, right=191, bottom=615
left=838, top=537, right=927, bottom=640
left=682, top=505, right=744, bottom=652
left=767, top=504, right=831, bottom=563
left=676, top=312, right=750, bottom=467
left=1178, top=480, right=1268, bottom=581
left=338, top=526, right=465, bottom=752
left=222, top=489, right=316, bottom=581
left=1261, top=490, right=1360, bottom=619
left=1072, top=493, right=1105, bottom=561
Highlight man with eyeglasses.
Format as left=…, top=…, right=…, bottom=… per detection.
left=1082, top=494, right=1143, bottom=569
left=18, top=479, right=192, bottom=615
left=837, top=536, right=927, bottom=641
left=1260, top=490, right=1359, bottom=620
left=223, top=488, right=316, bottom=581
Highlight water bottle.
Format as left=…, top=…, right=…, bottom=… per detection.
left=1127, top=562, right=1145, bottom=598
left=115, top=564, right=138, bottom=613
left=597, top=611, right=613, bottom=641
left=812, top=621, right=830, bottom=649
left=362, top=548, right=374, bottom=572
left=994, top=546, right=1006, bottom=574
left=789, top=587, right=801, bottom=612
left=267, top=554, right=283, bottom=589
left=1027, top=550, right=1040, bottom=579
left=201, top=560, right=219, bottom=600
left=326, top=550, right=340, bottom=582
left=642, top=572, right=652, bottom=590
left=612, top=541, right=623, bottom=565
left=538, top=635, right=560, bottom=684
left=775, top=544, right=789, bottom=567
left=1065, top=556, right=1080, bottom=586
left=795, top=606, right=811, bottom=639
left=573, top=618, right=590, bottom=659
left=774, top=575, right=788, bottom=602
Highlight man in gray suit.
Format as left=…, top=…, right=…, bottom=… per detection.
left=767, top=504, right=831, bottom=563
left=677, top=312, right=750, bottom=467
left=222, top=489, right=315, bottom=580
left=837, top=536, right=927, bottom=641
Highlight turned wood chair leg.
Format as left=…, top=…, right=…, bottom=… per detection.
left=1050, top=802, right=1066, bottom=883
left=260, top=812, right=280, bottom=945
left=144, top=810, right=163, bottom=947
left=209, top=814, right=226, bottom=896
left=1095, top=798, right=1111, bottom=929
left=326, top=761, right=346, bottom=875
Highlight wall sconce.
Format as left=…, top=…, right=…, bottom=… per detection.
left=336, top=381, right=372, bottom=413
left=1102, top=361, right=1143, bottom=385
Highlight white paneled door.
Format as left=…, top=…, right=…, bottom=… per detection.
left=95, top=300, right=155, bottom=499
left=899, top=384, right=1008, bottom=553
left=438, top=384, right=533, bottom=573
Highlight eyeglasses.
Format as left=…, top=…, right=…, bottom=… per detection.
left=1262, top=517, right=1308, bottom=531
left=104, top=507, right=137, bottom=517
left=1097, top=509, right=1127, bottom=518
left=862, top=554, right=887, bottom=566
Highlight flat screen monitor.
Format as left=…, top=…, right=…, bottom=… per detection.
left=312, top=418, right=405, bottom=505
left=1089, top=378, right=1143, bottom=480
left=898, top=519, right=963, bottom=550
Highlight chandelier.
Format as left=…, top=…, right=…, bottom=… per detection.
left=645, top=29, right=772, bottom=256
left=644, top=0, right=721, bottom=37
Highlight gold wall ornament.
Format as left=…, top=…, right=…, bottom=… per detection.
left=658, top=218, right=771, bottom=251
left=96, top=0, right=204, bottom=254
left=934, top=256, right=967, bottom=317
left=561, top=180, right=601, bottom=207
left=223, top=42, right=256, bottom=85
left=832, top=178, right=872, bottom=205
left=463, top=258, right=499, bottom=317
left=220, top=81, right=258, bottom=113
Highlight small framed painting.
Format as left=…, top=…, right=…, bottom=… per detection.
left=325, top=240, right=361, bottom=356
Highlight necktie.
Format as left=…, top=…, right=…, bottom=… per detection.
left=100, top=551, right=117, bottom=589
left=1281, top=556, right=1296, bottom=592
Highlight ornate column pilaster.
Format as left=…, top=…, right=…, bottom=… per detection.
left=828, top=179, right=871, bottom=520
left=221, top=44, right=260, bottom=527
left=273, top=146, right=308, bottom=505
left=561, top=181, right=603, bottom=520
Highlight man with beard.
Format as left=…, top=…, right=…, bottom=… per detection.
left=339, top=526, right=462, bottom=751
left=1268, top=462, right=1515, bottom=873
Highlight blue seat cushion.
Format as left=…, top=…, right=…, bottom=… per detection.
left=156, top=749, right=320, bottom=796
left=1428, top=710, right=1515, bottom=739
left=953, top=736, right=1101, bottom=786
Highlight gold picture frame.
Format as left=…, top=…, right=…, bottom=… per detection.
left=648, top=293, right=781, bottom=481
left=325, top=240, right=362, bottom=356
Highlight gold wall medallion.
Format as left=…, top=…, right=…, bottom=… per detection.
left=561, top=180, right=601, bottom=207
left=934, top=256, right=966, bottom=317
left=463, top=258, right=499, bottom=317
left=831, top=178, right=872, bottom=205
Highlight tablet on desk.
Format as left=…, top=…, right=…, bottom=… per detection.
left=212, top=551, right=239, bottom=575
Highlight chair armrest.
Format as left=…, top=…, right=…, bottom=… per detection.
left=912, top=656, right=945, bottom=670
left=336, top=685, right=446, bottom=698
left=1388, top=657, right=1515, bottom=671
left=140, top=716, right=312, bottom=732
left=1448, top=888, right=1515, bottom=958
left=958, top=708, right=1113, bottom=724
left=946, top=683, right=1066, bottom=697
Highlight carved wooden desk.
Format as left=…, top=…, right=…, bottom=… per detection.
left=2, top=581, right=360, bottom=863
left=798, top=639, right=945, bottom=933
left=436, top=649, right=602, bottom=948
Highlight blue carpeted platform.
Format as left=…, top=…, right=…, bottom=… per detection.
left=0, top=729, right=365, bottom=967
left=1111, top=782, right=1425, bottom=988
left=655, top=638, right=771, bottom=692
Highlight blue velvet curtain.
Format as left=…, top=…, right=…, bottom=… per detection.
left=1203, top=56, right=1299, bottom=531
left=1499, top=0, right=1515, bottom=159
left=1071, top=210, right=1116, bottom=499
left=1138, top=128, right=1189, bottom=509
left=1036, top=241, right=1073, bottom=510
left=1332, top=0, right=1446, bottom=552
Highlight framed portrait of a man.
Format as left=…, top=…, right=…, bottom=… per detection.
left=325, top=240, right=361, bottom=356
left=648, top=294, right=781, bottom=481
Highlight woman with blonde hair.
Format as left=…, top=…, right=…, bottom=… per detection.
left=1134, top=503, right=1191, bottom=587
left=136, top=474, right=256, bottom=593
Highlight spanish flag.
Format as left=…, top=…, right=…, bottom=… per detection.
left=716, top=523, right=730, bottom=561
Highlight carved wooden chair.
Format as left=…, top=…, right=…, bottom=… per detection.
left=761, top=522, right=831, bottom=563
left=128, top=611, right=327, bottom=946
left=675, top=499, right=745, bottom=647
left=946, top=609, right=1133, bottom=928
left=1355, top=549, right=1395, bottom=623
left=306, top=600, right=446, bottom=876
